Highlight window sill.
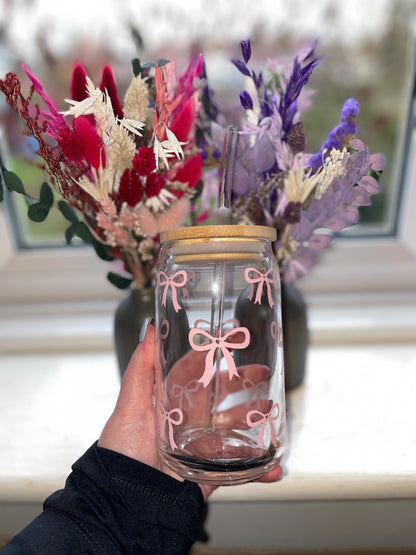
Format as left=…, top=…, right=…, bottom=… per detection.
left=1, top=293, right=416, bottom=548
left=1, top=290, right=415, bottom=354
left=1, top=341, right=416, bottom=549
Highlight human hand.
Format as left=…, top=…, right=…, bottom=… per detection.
left=98, top=322, right=282, bottom=501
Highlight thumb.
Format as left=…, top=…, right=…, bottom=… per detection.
left=114, top=321, right=156, bottom=416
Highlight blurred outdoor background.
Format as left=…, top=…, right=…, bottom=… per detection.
left=0, top=0, right=415, bottom=246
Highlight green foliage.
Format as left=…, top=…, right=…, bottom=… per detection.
left=131, top=58, right=142, bottom=77
left=3, top=170, right=25, bottom=195
left=64, top=224, right=75, bottom=244
left=107, top=271, right=133, bottom=289
left=27, top=182, right=54, bottom=222
left=27, top=202, right=50, bottom=222
left=93, top=241, right=114, bottom=262
left=73, top=221, right=94, bottom=244
left=39, top=182, right=53, bottom=207
left=58, top=200, right=115, bottom=259
left=58, top=200, right=78, bottom=224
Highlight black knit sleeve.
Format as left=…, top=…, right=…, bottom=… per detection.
left=2, top=442, right=205, bottom=554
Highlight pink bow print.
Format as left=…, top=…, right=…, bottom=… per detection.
left=172, top=379, right=200, bottom=409
left=188, top=327, right=250, bottom=388
left=159, top=404, right=183, bottom=450
left=157, top=270, right=188, bottom=312
left=246, top=402, right=280, bottom=448
left=242, top=377, right=268, bottom=409
left=243, top=268, right=275, bottom=308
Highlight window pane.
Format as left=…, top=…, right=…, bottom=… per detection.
left=5, top=154, right=70, bottom=247
left=1, top=0, right=413, bottom=246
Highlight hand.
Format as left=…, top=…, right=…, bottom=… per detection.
left=98, top=322, right=282, bottom=501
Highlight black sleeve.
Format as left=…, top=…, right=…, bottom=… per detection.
left=3, top=442, right=206, bottom=554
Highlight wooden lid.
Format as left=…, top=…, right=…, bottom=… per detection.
left=160, top=225, right=276, bottom=243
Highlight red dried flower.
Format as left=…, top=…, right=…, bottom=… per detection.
left=168, top=153, right=202, bottom=190
left=145, top=172, right=165, bottom=198
left=170, top=97, right=195, bottom=143
left=119, top=169, right=143, bottom=207
left=99, top=65, right=123, bottom=120
left=73, top=115, right=105, bottom=170
left=57, top=125, right=84, bottom=163
left=71, top=62, right=88, bottom=102
left=132, top=147, right=156, bottom=176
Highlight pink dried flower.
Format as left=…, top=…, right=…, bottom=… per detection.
left=100, top=196, right=117, bottom=218
left=96, top=212, right=115, bottom=231
left=119, top=207, right=137, bottom=231
left=113, top=226, right=131, bottom=248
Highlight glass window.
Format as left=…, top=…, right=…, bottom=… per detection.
left=0, top=0, right=415, bottom=303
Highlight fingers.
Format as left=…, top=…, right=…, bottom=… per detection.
left=214, top=401, right=273, bottom=430
left=98, top=322, right=158, bottom=464
left=115, top=322, right=156, bottom=415
left=256, top=464, right=283, bottom=483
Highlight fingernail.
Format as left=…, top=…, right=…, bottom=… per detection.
left=139, top=317, right=155, bottom=342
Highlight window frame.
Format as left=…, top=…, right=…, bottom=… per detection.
left=1, top=42, right=416, bottom=309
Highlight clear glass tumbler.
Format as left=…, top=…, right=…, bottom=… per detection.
left=155, top=224, right=286, bottom=485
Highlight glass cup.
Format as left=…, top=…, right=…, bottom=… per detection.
left=155, top=224, right=286, bottom=485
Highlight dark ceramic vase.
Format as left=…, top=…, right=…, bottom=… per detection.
left=281, top=283, right=309, bottom=390
left=114, top=287, right=156, bottom=376
left=114, top=283, right=308, bottom=390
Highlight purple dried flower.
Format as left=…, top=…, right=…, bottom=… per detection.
left=240, top=90, right=253, bottom=110
left=253, top=133, right=275, bottom=173
left=231, top=58, right=251, bottom=77
left=260, top=89, right=273, bottom=118
left=308, top=99, right=360, bottom=172
left=241, top=40, right=252, bottom=63
left=252, top=71, right=263, bottom=89
left=209, top=40, right=385, bottom=284
left=327, top=121, right=357, bottom=149
left=278, top=53, right=322, bottom=137
left=281, top=247, right=318, bottom=284
left=341, top=98, right=359, bottom=121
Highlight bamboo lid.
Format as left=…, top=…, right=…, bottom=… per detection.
left=160, top=225, right=276, bottom=243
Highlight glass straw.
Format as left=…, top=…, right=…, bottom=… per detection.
left=217, top=125, right=239, bottom=216
left=210, top=126, right=239, bottom=334
left=209, top=127, right=239, bottom=425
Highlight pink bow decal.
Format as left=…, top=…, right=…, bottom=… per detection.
left=246, top=402, right=280, bottom=447
left=172, top=379, right=200, bottom=409
left=242, top=377, right=268, bottom=408
left=159, top=404, right=183, bottom=450
left=188, top=327, right=250, bottom=388
left=244, top=268, right=275, bottom=308
left=157, top=270, right=188, bottom=312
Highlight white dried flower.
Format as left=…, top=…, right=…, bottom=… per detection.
left=107, top=124, right=137, bottom=174
left=123, top=75, right=149, bottom=123
left=153, top=127, right=185, bottom=169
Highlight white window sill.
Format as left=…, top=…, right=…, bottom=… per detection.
left=0, top=290, right=415, bottom=354
left=1, top=311, right=416, bottom=548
